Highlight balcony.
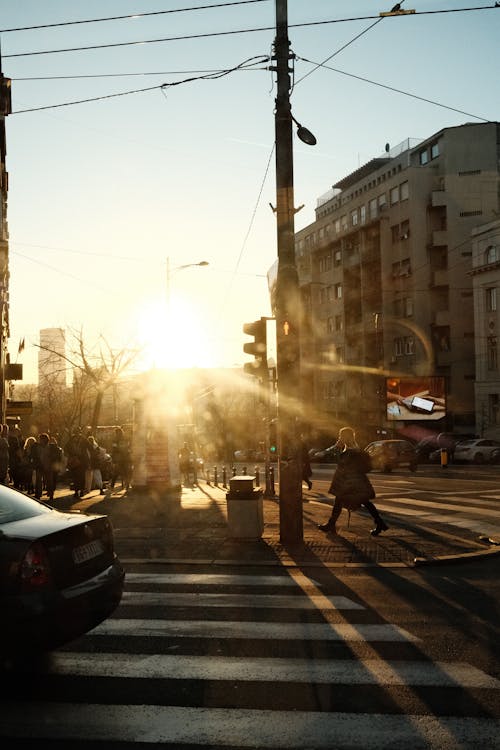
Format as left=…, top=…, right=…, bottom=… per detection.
left=431, top=190, right=447, bottom=207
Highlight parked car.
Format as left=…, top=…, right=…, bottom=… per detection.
left=365, top=439, right=418, bottom=472
left=0, top=485, right=124, bottom=656
left=453, top=438, right=500, bottom=464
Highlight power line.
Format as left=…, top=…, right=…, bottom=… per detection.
left=3, top=6, right=496, bottom=58
left=10, top=56, right=268, bottom=114
left=0, top=0, right=270, bottom=33
left=296, top=56, right=490, bottom=123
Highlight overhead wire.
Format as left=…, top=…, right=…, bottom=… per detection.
left=2, top=6, right=496, bottom=58
left=0, top=0, right=270, bottom=33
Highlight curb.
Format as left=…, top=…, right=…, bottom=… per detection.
left=414, top=545, right=500, bottom=567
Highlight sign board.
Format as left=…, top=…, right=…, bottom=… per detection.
left=6, top=400, right=33, bottom=416
left=385, top=377, right=446, bottom=421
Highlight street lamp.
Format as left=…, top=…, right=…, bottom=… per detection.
left=166, top=258, right=209, bottom=309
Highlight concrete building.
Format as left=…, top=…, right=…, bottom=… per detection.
left=38, top=327, right=67, bottom=389
left=471, top=218, right=500, bottom=439
left=295, top=122, right=500, bottom=444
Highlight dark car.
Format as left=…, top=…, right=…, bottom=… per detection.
left=365, top=439, right=418, bottom=473
left=0, top=485, right=124, bottom=656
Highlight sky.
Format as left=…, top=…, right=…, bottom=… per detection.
left=1, top=0, right=498, bottom=383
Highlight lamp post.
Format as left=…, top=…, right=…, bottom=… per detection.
left=166, top=257, right=209, bottom=309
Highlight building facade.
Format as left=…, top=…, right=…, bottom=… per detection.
left=471, top=218, right=500, bottom=439
left=38, top=327, right=67, bottom=389
left=295, top=122, right=500, bottom=444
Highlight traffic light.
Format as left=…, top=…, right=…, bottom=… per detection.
left=269, top=419, right=277, bottom=455
left=243, top=317, right=268, bottom=381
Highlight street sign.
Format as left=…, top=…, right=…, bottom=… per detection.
left=6, top=400, right=33, bottom=416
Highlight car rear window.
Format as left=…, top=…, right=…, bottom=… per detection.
left=0, top=485, right=52, bottom=524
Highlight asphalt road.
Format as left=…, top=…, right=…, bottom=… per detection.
left=2, top=550, right=499, bottom=748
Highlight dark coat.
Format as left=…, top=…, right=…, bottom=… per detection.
left=328, top=448, right=375, bottom=510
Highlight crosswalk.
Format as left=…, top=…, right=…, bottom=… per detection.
left=2, top=570, right=499, bottom=748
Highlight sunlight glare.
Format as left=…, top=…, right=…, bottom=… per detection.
left=135, top=297, right=215, bottom=371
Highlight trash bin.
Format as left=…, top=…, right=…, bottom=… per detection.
left=226, top=475, right=263, bottom=539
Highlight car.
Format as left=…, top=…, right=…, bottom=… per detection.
left=0, top=485, right=124, bottom=656
left=364, top=439, right=418, bottom=473
left=453, top=438, right=500, bottom=464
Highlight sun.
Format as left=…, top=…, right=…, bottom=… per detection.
left=134, top=297, right=216, bottom=370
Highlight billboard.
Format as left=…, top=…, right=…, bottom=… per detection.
left=386, top=376, right=446, bottom=421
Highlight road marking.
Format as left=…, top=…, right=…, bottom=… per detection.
left=2, top=704, right=499, bottom=747
left=125, top=573, right=321, bottom=587
left=90, top=619, right=419, bottom=641
left=45, top=653, right=500, bottom=688
left=120, top=592, right=364, bottom=609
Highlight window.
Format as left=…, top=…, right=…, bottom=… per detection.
left=487, top=336, right=498, bottom=371
left=400, top=219, right=410, bottom=239
left=335, top=346, right=344, bottom=364
left=432, top=326, right=450, bottom=352
left=391, top=224, right=400, bottom=243
left=486, top=245, right=498, bottom=264
left=431, top=142, right=440, bottom=159
left=419, top=149, right=429, bottom=165
left=378, top=193, right=387, bottom=210
left=327, top=316, right=334, bottom=333
left=369, top=198, right=377, bottom=219
left=400, top=181, right=409, bottom=201
left=335, top=283, right=343, bottom=299
left=341, top=215, right=348, bottom=231
left=486, top=287, right=497, bottom=312
left=404, top=297, right=413, bottom=316
left=393, top=337, right=404, bottom=356
left=360, top=205, right=366, bottom=224
left=390, top=186, right=399, bottom=205
left=351, top=209, right=358, bottom=226
left=334, top=249, right=342, bottom=266
left=335, top=314, right=343, bottom=331
left=335, top=218, right=341, bottom=234
left=404, top=336, right=414, bottom=355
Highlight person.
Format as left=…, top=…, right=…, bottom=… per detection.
left=21, top=436, right=38, bottom=494
left=36, top=433, right=63, bottom=502
left=65, top=428, right=91, bottom=499
left=8, top=424, right=23, bottom=489
left=300, top=436, right=313, bottom=491
left=87, top=435, right=105, bottom=494
left=0, top=424, right=10, bottom=485
left=179, top=442, right=191, bottom=486
left=111, top=427, right=131, bottom=490
left=318, top=426, right=388, bottom=537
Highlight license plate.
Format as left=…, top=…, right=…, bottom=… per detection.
left=72, top=539, right=104, bottom=564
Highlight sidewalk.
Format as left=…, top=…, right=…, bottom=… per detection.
left=51, top=480, right=500, bottom=568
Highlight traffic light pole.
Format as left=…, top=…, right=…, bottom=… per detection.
left=273, top=0, right=303, bottom=543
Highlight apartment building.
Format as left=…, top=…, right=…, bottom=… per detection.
left=295, top=122, right=500, bottom=443
left=471, top=218, right=500, bottom=439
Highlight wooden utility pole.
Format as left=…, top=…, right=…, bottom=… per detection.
left=272, top=0, right=303, bottom=543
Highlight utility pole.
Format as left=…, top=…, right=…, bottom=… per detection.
left=272, top=0, right=303, bottom=543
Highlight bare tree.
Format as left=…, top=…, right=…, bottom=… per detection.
left=37, top=327, right=141, bottom=434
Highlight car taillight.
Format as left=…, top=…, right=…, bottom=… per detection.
left=19, top=541, right=52, bottom=591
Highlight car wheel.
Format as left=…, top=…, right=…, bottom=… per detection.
left=473, top=453, right=484, bottom=464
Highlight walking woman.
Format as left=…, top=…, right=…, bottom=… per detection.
left=318, top=426, right=388, bottom=536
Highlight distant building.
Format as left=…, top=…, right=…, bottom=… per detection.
left=294, top=121, right=500, bottom=443
left=38, top=327, right=67, bottom=389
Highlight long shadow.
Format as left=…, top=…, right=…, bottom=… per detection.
left=278, top=540, right=499, bottom=737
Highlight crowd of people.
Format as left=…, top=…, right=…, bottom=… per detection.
left=0, top=424, right=132, bottom=502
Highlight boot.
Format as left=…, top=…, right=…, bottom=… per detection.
left=318, top=521, right=337, bottom=534
left=370, top=520, right=389, bottom=536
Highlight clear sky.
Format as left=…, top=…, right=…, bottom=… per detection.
left=1, top=0, right=498, bottom=382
